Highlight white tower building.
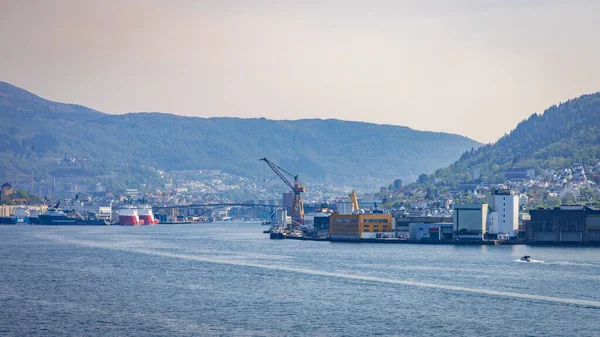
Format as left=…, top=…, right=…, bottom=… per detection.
left=486, top=189, right=519, bottom=237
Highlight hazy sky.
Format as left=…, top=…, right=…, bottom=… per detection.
left=1, top=0, right=600, bottom=143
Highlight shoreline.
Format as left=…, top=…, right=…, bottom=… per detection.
left=282, top=236, right=600, bottom=246
left=284, top=236, right=510, bottom=245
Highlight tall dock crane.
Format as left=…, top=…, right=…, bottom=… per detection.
left=259, top=157, right=306, bottom=226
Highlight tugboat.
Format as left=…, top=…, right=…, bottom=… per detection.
left=520, top=255, right=532, bottom=262
left=269, top=226, right=285, bottom=239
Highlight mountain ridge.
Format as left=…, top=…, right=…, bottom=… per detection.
left=0, top=81, right=481, bottom=189
left=435, top=91, right=600, bottom=184
left=0, top=81, right=104, bottom=120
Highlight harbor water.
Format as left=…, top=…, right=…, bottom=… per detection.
left=1, top=222, right=600, bottom=336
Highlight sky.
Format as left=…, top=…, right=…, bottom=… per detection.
left=1, top=0, right=600, bottom=143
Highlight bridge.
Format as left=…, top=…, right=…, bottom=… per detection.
left=152, top=203, right=284, bottom=219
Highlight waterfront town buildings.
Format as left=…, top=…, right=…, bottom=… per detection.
left=503, top=168, right=536, bottom=180
left=486, top=189, right=519, bottom=238
left=527, top=205, right=600, bottom=243
left=453, top=203, right=488, bottom=240
left=393, top=179, right=402, bottom=190
left=394, top=215, right=452, bottom=238
left=408, top=222, right=453, bottom=241
left=4, top=160, right=600, bottom=245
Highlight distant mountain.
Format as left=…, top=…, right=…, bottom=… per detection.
left=0, top=81, right=102, bottom=120
left=436, top=92, right=600, bottom=184
left=0, top=81, right=481, bottom=188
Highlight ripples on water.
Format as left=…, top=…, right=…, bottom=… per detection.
left=1, top=223, right=600, bottom=336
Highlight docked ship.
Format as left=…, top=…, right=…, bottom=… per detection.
left=14, top=206, right=30, bottom=224
left=118, top=206, right=141, bottom=225
left=28, top=209, right=42, bottom=225
left=38, top=208, right=109, bottom=226
left=0, top=206, right=30, bottom=225
left=137, top=205, right=159, bottom=225
left=0, top=216, right=17, bottom=225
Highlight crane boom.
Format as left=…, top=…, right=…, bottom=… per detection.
left=259, top=157, right=306, bottom=226
left=259, top=158, right=294, bottom=190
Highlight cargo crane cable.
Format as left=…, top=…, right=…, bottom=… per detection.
left=259, top=157, right=306, bottom=227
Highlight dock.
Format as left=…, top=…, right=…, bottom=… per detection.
left=281, top=236, right=523, bottom=245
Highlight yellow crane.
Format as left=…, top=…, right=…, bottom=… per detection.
left=350, top=190, right=359, bottom=214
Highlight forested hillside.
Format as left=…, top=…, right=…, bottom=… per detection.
left=436, top=93, right=600, bottom=184
left=0, top=81, right=481, bottom=188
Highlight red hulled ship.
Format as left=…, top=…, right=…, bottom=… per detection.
left=138, top=205, right=159, bottom=225
left=118, top=206, right=141, bottom=225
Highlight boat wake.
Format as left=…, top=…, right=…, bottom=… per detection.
left=38, top=234, right=600, bottom=309
left=514, top=260, right=600, bottom=267
left=543, top=261, right=600, bottom=267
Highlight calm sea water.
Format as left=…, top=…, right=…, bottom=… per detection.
left=1, top=222, right=600, bottom=336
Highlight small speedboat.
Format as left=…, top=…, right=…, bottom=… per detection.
left=520, top=255, right=531, bottom=262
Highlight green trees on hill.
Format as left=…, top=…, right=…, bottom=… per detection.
left=436, top=93, right=600, bottom=184
left=0, top=189, right=41, bottom=205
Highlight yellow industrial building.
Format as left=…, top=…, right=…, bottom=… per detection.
left=330, top=213, right=393, bottom=240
